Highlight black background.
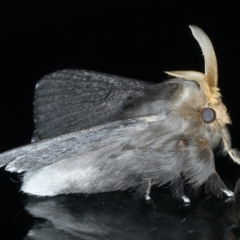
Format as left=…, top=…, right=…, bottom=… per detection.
left=0, top=1, right=240, bottom=239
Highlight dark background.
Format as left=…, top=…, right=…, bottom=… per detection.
left=0, top=1, right=240, bottom=239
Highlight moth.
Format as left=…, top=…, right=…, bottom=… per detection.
left=0, top=25, right=239, bottom=203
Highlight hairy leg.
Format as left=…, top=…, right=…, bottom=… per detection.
left=171, top=176, right=190, bottom=204
left=205, top=171, right=233, bottom=198
left=134, top=178, right=152, bottom=202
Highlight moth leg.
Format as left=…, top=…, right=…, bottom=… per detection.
left=222, top=127, right=240, bottom=164
left=144, top=178, right=152, bottom=202
left=171, top=176, right=190, bottom=204
left=184, top=138, right=233, bottom=199
left=206, top=171, right=234, bottom=198
left=134, top=178, right=152, bottom=202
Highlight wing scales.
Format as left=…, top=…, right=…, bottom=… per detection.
left=34, top=70, right=150, bottom=139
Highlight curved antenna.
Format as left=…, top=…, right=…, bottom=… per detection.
left=189, top=25, right=218, bottom=88
left=165, top=25, right=220, bottom=104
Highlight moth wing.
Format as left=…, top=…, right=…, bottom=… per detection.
left=34, top=70, right=150, bottom=140
left=0, top=119, right=153, bottom=172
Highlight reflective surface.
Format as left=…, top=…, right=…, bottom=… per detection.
left=23, top=188, right=240, bottom=240
left=1, top=182, right=240, bottom=240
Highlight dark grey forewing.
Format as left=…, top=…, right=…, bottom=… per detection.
left=34, top=70, right=150, bottom=140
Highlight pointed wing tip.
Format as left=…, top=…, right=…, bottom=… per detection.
left=6, top=161, right=30, bottom=173
left=5, top=164, right=16, bottom=172
left=0, top=156, right=12, bottom=170
left=5, top=161, right=24, bottom=173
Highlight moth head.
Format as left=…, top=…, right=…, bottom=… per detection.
left=165, top=25, right=230, bottom=126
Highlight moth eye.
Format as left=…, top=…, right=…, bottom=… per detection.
left=202, top=108, right=216, bottom=124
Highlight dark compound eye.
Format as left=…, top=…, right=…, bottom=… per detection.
left=202, top=108, right=216, bottom=124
